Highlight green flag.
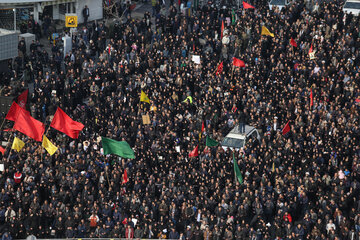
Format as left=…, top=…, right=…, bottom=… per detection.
left=232, top=9, right=236, bottom=25
left=206, top=135, right=219, bottom=147
left=101, top=137, right=135, bottom=159
left=233, top=152, right=243, bottom=184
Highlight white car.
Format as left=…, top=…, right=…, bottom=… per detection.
left=221, top=125, right=260, bottom=151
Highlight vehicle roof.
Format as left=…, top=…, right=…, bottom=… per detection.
left=228, top=125, right=256, bottom=136
left=225, top=133, right=246, bottom=140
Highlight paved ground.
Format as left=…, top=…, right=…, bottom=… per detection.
left=132, top=2, right=152, bottom=18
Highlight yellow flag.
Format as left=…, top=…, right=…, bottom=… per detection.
left=182, top=96, right=193, bottom=104
left=261, top=26, right=274, bottom=37
left=140, top=90, right=150, bottom=103
left=42, top=135, right=58, bottom=156
left=12, top=137, right=25, bottom=152
left=272, top=161, right=275, bottom=172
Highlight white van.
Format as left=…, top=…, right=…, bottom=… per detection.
left=221, top=125, right=260, bottom=151
left=343, top=1, right=360, bottom=15
left=269, top=0, right=290, bottom=11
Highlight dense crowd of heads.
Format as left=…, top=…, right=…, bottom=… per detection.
left=0, top=0, right=360, bottom=239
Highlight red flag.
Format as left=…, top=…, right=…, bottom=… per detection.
left=16, top=89, right=29, bottom=109
left=233, top=57, right=245, bottom=67
left=281, top=121, right=291, bottom=136
left=243, top=1, right=255, bottom=9
left=122, top=218, right=128, bottom=225
left=5, top=102, right=30, bottom=122
left=0, top=146, right=5, bottom=155
left=216, top=62, right=223, bottom=75
left=294, top=63, right=300, bottom=70
left=290, top=38, right=297, bottom=48
left=189, top=145, right=199, bottom=157
left=50, top=108, right=84, bottom=139
left=310, top=88, right=314, bottom=107
left=129, top=3, right=136, bottom=10
left=2, top=128, right=14, bottom=132
left=356, top=98, right=360, bottom=103
left=122, top=169, right=128, bottom=184
left=13, top=109, right=45, bottom=142
left=221, top=20, right=224, bottom=39
left=309, top=44, right=313, bottom=55
left=201, top=121, right=205, bottom=133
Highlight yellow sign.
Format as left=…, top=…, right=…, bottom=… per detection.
left=65, top=15, right=78, bottom=27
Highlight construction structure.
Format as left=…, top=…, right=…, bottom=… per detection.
left=0, top=0, right=103, bottom=27
left=0, top=28, right=18, bottom=62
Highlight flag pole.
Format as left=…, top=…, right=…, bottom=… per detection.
left=213, top=63, right=218, bottom=75
left=105, top=165, right=111, bottom=189
left=41, top=125, right=51, bottom=163
left=106, top=171, right=111, bottom=188
left=40, top=144, right=44, bottom=162
left=231, top=65, right=235, bottom=81
left=233, top=149, right=238, bottom=184
left=233, top=149, right=236, bottom=183
left=272, top=160, right=275, bottom=173
left=7, top=148, right=12, bottom=162
left=0, top=118, right=6, bottom=131
left=0, top=118, right=9, bottom=163
left=213, top=62, right=221, bottom=75
left=4, top=132, right=15, bottom=162
left=45, top=125, right=51, bottom=136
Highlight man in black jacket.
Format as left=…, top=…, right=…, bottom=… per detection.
left=82, top=5, right=90, bottom=25
left=238, top=110, right=247, bottom=133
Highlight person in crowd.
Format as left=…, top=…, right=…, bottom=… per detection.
left=82, top=5, right=90, bottom=25
left=125, top=224, right=134, bottom=239
left=0, top=0, right=359, bottom=239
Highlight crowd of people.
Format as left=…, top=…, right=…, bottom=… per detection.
left=1, top=0, right=360, bottom=239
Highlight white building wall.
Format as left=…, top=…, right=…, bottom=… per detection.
left=53, top=3, right=60, bottom=20
left=75, top=0, right=103, bottom=24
